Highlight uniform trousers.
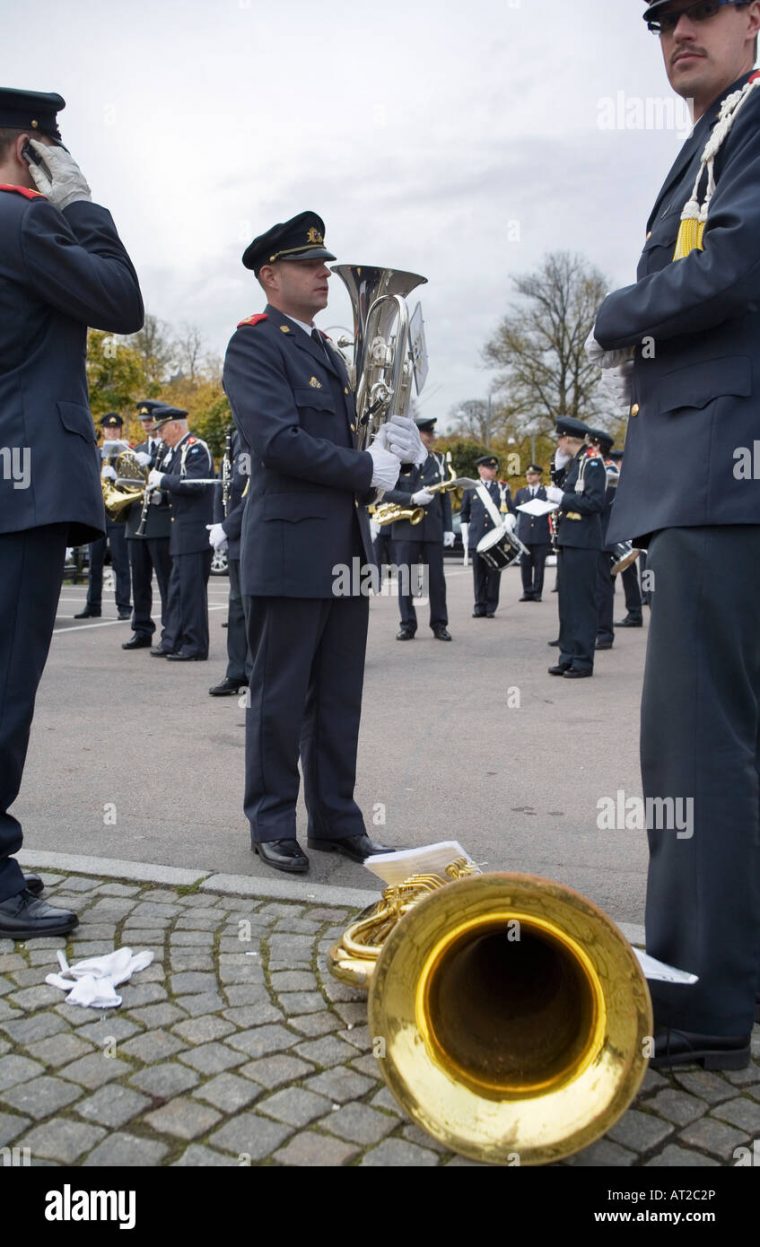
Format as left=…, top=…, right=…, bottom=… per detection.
left=244, top=595, right=369, bottom=844
left=520, top=543, right=549, bottom=599
left=163, top=550, right=212, bottom=658
left=128, top=536, right=171, bottom=640
left=86, top=522, right=131, bottom=612
left=471, top=551, right=501, bottom=615
left=557, top=546, right=598, bottom=673
left=642, top=526, right=760, bottom=1037
left=595, top=551, right=615, bottom=643
left=225, top=558, right=250, bottom=684
left=622, top=560, right=643, bottom=621
left=394, top=539, right=447, bottom=631
left=0, top=525, right=69, bottom=901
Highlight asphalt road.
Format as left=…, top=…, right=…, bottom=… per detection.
left=17, top=560, right=649, bottom=922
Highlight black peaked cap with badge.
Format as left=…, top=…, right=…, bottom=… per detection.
left=556, top=416, right=589, bottom=438
left=99, top=413, right=123, bottom=429
left=135, top=399, right=165, bottom=417
left=242, top=211, right=336, bottom=274
left=151, top=404, right=189, bottom=428
left=415, top=417, right=437, bottom=433
left=0, top=88, right=65, bottom=140
left=475, top=455, right=499, bottom=469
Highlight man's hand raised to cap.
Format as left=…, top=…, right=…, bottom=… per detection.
left=27, top=139, right=92, bottom=210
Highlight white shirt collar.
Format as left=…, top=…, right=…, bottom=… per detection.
left=284, top=312, right=315, bottom=337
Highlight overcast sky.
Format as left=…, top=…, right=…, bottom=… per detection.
left=6, top=0, right=702, bottom=424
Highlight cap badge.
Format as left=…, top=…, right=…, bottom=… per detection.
left=306, top=227, right=324, bottom=244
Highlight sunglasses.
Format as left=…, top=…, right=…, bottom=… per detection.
left=648, top=0, right=750, bottom=34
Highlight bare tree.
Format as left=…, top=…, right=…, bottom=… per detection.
left=483, top=252, right=609, bottom=437
left=174, top=323, right=205, bottom=384
left=448, top=397, right=508, bottom=447
left=128, top=313, right=176, bottom=388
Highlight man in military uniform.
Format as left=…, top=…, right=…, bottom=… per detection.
left=460, top=455, right=515, bottom=617
left=147, top=404, right=214, bottom=661
left=545, top=417, right=606, bottom=678
left=514, top=464, right=551, bottom=602
left=383, top=416, right=454, bottom=641
left=208, top=427, right=251, bottom=695
left=75, top=412, right=132, bottom=620
left=589, top=428, right=618, bottom=652
left=223, top=211, right=421, bottom=873
left=0, top=88, right=143, bottom=938
left=611, top=450, right=645, bottom=626
left=122, top=400, right=172, bottom=651
left=590, top=0, right=760, bottom=1067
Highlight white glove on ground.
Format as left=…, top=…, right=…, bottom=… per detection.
left=411, top=489, right=435, bottom=506
left=148, top=469, right=164, bottom=488
left=546, top=486, right=564, bottom=504
left=101, top=465, right=117, bottom=481
left=443, top=531, right=455, bottom=548
left=207, top=522, right=228, bottom=551
left=368, top=441, right=401, bottom=490
left=584, top=326, right=635, bottom=371
left=27, top=139, right=92, bottom=210
left=134, top=450, right=152, bottom=468
left=46, top=947, right=153, bottom=1009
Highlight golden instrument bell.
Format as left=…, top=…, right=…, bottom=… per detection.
left=367, top=872, right=652, bottom=1166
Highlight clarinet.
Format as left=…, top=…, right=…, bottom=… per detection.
left=135, top=440, right=165, bottom=538
left=221, top=427, right=234, bottom=518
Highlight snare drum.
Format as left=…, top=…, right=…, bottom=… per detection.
left=609, top=541, right=640, bottom=576
left=476, top=525, right=527, bottom=572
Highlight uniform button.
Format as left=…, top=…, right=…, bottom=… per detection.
left=350, top=423, right=356, bottom=433
left=344, top=386, right=349, bottom=395
left=646, top=231, right=653, bottom=241
left=630, top=403, right=640, bottom=418
left=171, top=517, right=175, bottom=522
left=354, top=499, right=359, bottom=508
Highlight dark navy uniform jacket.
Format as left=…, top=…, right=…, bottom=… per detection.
left=212, top=433, right=248, bottom=562
left=514, top=485, right=551, bottom=546
left=0, top=187, right=143, bottom=544
left=124, top=439, right=172, bottom=540
left=460, top=480, right=515, bottom=551
left=223, top=304, right=375, bottom=598
left=159, top=433, right=215, bottom=555
left=555, top=449, right=606, bottom=550
left=384, top=451, right=452, bottom=543
left=596, top=73, right=760, bottom=547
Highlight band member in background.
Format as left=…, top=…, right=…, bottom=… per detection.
left=223, top=211, right=420, bottom=873
left=611, top=450, right=644, bottom=626
left=591, top=0, right=760, bottom=1067
left=208, top=427, right=251, bottom=695
left=514, top=464, right=551, bottom=602
left=589, top=428, right=618, bottom=652
left=0, top=87, right=143, bottom=938
left=75, top=412, right=132, bottom=620
left=147, top=404, right=214, bottom=661
left=545, top=416, right=605, bottom=678
left=122, top=400, right=172, bottom=651
left=383, top=416, right=454, bottom=641
left=460, top=455, right=515, bottom=618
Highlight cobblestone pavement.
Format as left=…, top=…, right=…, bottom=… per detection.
left=0, top=870, right=759, bottom=1168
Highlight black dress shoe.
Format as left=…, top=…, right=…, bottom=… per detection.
left=24, top=874, right=44, bottom=897
left=485, top=612, right=496, bottom=618
left=74, top=608, right=100, bottom=619
left=209, top=677, right=246, bottom=696
left=0, top=890, right=78, bottom=939
left=117, top=610, right=132, bottom=621
left=396, top=627, right=415, bottom=640
left=122, top=634, right=152, bottom=650
left=564, top=668, right=593, bottom=679
left=533, top=596, right=542, bottom=603
left=519, top=595, right=535, bottom=602
left=472, top=610, right=486, bottom=618
left=595, top=639, right=613, bottom=651
left=432, top=626, right=452, bottom=641
left=253, top=839, right=308, bottom=873
left=150, top=646, right=174, bottom=657
left=548, top=663, right=570, bottom=676
left=548, top=639, right=560, bottom=647
left=651, top=1028, right=751, bottom=1071
left=616, top=616, right=643, bottom=628
left=166, top=651, right=207, bottom=662
left=307, top=833, right=392, bottom=863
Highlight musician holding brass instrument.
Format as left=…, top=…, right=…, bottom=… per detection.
left=223, top=212, right=425, bottom=873
left=122, top=400, right=172, bottom=652
left=75, top=412, right=132, bottom=620
left=382, top=416, right=454, bottom=642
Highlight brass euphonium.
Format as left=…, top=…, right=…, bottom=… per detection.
left=330, top=869, right=652, bottom=1166
left=102, top=450, right=149, bottom=521
left=331, top=265, right=427, bottom=449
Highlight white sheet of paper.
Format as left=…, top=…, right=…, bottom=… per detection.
left=634, top=949, right=698, bottom=984
left=364, top=841, right=479, bottom=888
left=516, top=499, right=559, bottom=517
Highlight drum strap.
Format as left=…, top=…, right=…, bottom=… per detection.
left=476, top=484, right=506, bottom=532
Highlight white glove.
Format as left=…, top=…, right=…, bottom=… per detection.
left=369, top=519, right=381, bottom=540
left=207, top=522, right=228, bottom=552
left=554, top=447, right=572, bottom=471
left=597, top=360, right=634, bottom=418
left=101, top=465, right=117, bottom=481
left=546, top=485, right=564, bottom=505
left=148, top=469, right=164, bottom=488
left=134, top=450, right=152, bottom=468
left=383, top=415, right=427, bottom=466
left=502, top=513, right=516, bottom=532
left=368, top=441, right=401, bottom=491
left=443, top=531, right=455, bottom=548
left=461, top=522, right=470, bottom=565
left=584, top=325, right=635, bottom=371
left=27, top=139, right=92, bottom=210
left=411, top=489, right=435, bottom=506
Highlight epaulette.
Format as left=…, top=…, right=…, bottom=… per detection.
left=187, top=437, right=197, bottom=446
left=237, top=313, right=269, bottom=328
left=0, top=184, right=44, bottom=200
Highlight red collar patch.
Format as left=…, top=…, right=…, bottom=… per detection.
left=0, top=184, right=45, bottom=200
left=237, top=313, right=269, bottom=328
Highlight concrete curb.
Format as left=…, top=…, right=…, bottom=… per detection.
left=17, top=849, right=646, bottom=944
